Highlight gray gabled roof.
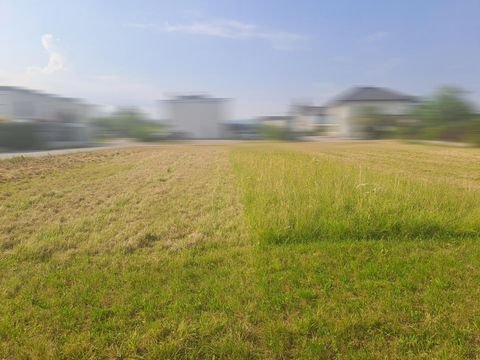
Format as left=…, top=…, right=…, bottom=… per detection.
left=0, top=85, right=82, bottom=103
left=329, top=86, right=418, bottom=104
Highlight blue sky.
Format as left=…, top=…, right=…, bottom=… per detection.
left=1, top=0, right=479, bottom=118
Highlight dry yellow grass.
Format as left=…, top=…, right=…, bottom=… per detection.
left=0, top=146, right=247, bottom=255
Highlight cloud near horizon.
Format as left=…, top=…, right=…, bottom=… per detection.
left=125, top=19, right=307, bottom=50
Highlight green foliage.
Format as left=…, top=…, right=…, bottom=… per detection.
left=414, top=86, right=474, bottom=125
left=92, top=108, right=164, bottom=141
left=260, top=124, right=291, bottom=140
left=463, top=118, right=480, bottom=146
left=354, top=106, right=393, bottom=139
left=0, top=122, right=44, bottom=150
left=391, top=124, right=421, bottom=140
left=397, top=86, right=480, bottom=145
left=396, top=120, right=480, bottom=144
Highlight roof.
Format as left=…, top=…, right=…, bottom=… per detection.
left=0, top=85, right=83, bottom=103
left=329, top=86, right=418, bottom=104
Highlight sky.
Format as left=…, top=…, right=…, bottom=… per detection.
left=0, top=0, right=479, bottom=118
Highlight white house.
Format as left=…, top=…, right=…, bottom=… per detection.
left=326, top=86, right=418, bottom=137
left=257, top=115, right=293, bottom=129
left=290, top=104, right=335, bottom=135
left=0, top=86, right=95, bottom=123
left=161, top=95, right=230, bottom=139
left=0, top=86, right=95, bottom=147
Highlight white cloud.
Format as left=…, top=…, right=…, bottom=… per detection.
left=364, top=31, right=389, bottom=43
left=27, top=33, right=66, bottom=74
left=125, top=19, right=307, bottom=50
left=0, top=34, right=163, bottom=117
left=0, top=33, right=68, bottom=90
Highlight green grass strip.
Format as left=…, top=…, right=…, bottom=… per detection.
left=231, top=146, right=480, bottom=244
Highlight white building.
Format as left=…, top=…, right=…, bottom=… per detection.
left=290, top=105, right=335, bottom=135
left=0, top=86, right=95, bottom=123
left=0, top=86, right=95, bottom=147
left=161, top=95, right=230, bottom=139
left=326, top=86, right=418, bottom=137
left=257, top=115, right=292, bottom=129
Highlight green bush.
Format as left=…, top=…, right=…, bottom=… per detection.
left=414, top=86, right=475, bottom=125
left=129, top=126, right=166, bottom=142
left=418, top=126, right=446, bottom=140
left=414, top=122, right=476, bottom=143
left=92, top=108, right=165, bottom=142
left=463, top=119, right=480, bottom=146
left=394, top=86, right=479, bottom=144
left=0, top=122, right=44, bottom=150
left=260, top=124, right=291, bottom=140
left=390, top=124, right=419, bottom=140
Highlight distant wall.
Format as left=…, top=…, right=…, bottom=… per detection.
left=162, top=98, right=230, bottom=139
left=328, top=101, right=416, bottom=137
left=0, top=88, right=93, bottom=123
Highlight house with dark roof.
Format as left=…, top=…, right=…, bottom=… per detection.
left=326, top=86, right=419, bottom=137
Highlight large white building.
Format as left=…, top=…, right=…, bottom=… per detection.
left=161, top=95, right=230, bottom=139
left=326, top=86, right=418, bottom=137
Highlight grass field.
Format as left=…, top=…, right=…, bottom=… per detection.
left=1, top=141, right=480, bottom=358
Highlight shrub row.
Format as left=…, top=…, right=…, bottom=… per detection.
left=0, top=123, right=44, bottom=150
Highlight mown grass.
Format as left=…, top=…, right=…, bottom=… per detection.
left=1, top=141, right=480, bottom=358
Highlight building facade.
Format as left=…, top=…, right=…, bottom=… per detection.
left=290, top=104, right=337, bottom=135
left=0, top=86, right=95, bottom=148
left=0, top=86, right=94, bottom=123
left=326, top=86, right=418, bottom=137
left=161, top=95, right=230, bottom=139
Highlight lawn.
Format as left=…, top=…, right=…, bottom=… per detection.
left=1, top=141, right=480, bottom=359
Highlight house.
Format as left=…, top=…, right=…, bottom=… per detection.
left=0, top=86, right=95, bottom=148
left=257, top=115, right=293, bottom=128
left=161, top=95, right=230, bottom=139
left=290, top=104, right=335, bottom=135
left=0, top=86, right=94, bottom=123
left=256, top=115, right=294, bottom=139
left=326, top=86, right=419, bottom=137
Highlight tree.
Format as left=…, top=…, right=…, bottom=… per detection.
left=355, top=106, right=391, bottom=139
left=92, top=108, right=165, bottom=141
left=414, top=86, right=474, bottom=125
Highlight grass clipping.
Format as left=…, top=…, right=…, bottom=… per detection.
left=231, top=147, right=480, bottom=244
